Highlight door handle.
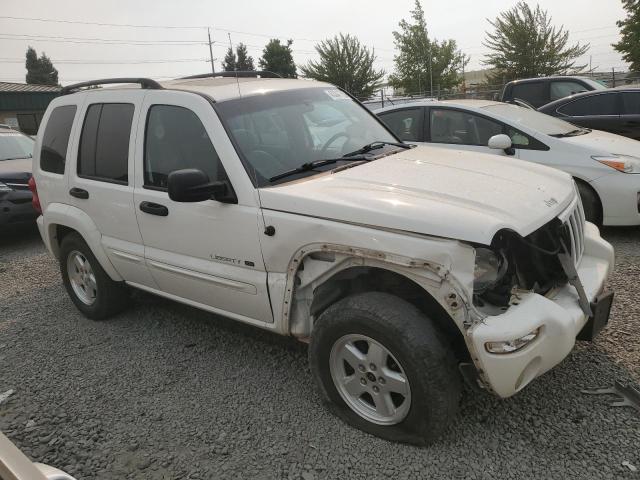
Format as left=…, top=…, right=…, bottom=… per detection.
left=139, top=201, right=169, bottom=216
left=69, top=187, right=89, bottom=199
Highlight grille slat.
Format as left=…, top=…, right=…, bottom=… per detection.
left=561, top=196, right=585, bottom=266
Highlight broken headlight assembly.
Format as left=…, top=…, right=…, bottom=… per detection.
left=473, top=248, right=508, bottom=293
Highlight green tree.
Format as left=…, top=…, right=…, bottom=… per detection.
left=236, top=43, right=255, bottom=71
left=389, top=0, right=467, bottom=95
left=300, top=33, right=384, bottom=99
left=614, top=0, right=640, bottom=72
left=25, top=46, right=59, bottom=85
left=259, top=39, right=297, bottom=78
left=483, top=2, right=589, bottom=83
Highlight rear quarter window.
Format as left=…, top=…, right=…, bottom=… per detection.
left=511, top=82, right=548, bottom=108
left=40, top=105, right=77, bottom=174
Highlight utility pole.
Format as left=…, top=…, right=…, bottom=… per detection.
left=207, top=27, right=215, bottom=74
left=612, top=67, right=616, bottom=87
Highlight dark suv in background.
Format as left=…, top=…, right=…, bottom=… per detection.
left=500, top=76, right=606, bottom=108
left=538, top=87, right=640, bottom=140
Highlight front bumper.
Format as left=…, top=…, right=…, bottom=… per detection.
left=591, top=171, right=640, bottom=226
left=468, top=222, right=614, bottom=398
left=0, top=189, right=37, bottom=225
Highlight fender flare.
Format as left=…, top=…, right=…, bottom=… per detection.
left=42, top=203, right=123, bottom=281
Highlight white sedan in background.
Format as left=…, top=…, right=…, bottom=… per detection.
left=376, top=100, right=640, bottom=225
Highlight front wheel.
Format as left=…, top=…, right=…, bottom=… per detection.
left=309, top=292, right=461, bottom=445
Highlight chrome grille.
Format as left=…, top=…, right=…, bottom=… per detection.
left=560, top=196, right=586, bottom=266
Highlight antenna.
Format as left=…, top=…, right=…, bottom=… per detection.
left=228, top=32, right=241, bottom=97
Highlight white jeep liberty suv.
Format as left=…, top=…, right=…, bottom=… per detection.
left=31, top=74, right=614, bottom=445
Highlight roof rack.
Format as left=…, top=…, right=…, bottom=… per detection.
left=180, top=71, right=282, bottom=80
left=60, top=78, right=163, bottom=95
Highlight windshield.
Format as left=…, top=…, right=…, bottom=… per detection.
left=215, top=87, right=397, bottom=186
left=582, top=78, right=608, bottom=90
left=0, top=132, right=34, bottom=161
left=482, top=103, right=579, bottom=136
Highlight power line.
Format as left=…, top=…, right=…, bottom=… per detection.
left=0, top=58, right=208, bottom=64
left=0, top=15, right=206, bottom=30
left=0, top=32, right=205, bottom=45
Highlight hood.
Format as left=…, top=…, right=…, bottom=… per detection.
left=0, top=157, right=32, bottom=175
left=259, top=146, right=575, bottom=244
left=560, top=129, right=640, bottom=157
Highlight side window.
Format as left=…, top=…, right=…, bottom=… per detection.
left=144, top=105, right=226, bottom=189
left=378, top=108, right=423, bottom=142
left=511, top=82, right=548, bottom=107
left=40, top=105, right=77, bottom=174
left=550, top=81, right=588, bottom=101
left=621, top=92, right=640, bottom=114
left=429, top=109, right=502, bottom=146
left=78, top=103, right=134, bottom=184
left=559, top=94, right=618, bottom=116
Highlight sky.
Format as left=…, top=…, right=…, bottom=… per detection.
left=0, top=0, right=629, bottom=85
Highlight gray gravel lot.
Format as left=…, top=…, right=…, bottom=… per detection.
left=1, top=223, right=639, bottom=479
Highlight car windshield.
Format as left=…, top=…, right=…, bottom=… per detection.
left=482, top=103, right=579, bottom=136
left=0, top=132, right=35, bottom=161
left=215, top=87, right=398, bottom=186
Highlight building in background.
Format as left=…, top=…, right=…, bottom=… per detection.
left=0, top=82, right=60, bottom=135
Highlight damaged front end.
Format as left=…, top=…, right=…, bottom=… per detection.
left=472, top=198, right=587, bottom=317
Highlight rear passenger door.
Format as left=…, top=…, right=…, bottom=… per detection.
left=133, top=90, right=273, bottom=324
left=67, top=90, right=156, bottom=288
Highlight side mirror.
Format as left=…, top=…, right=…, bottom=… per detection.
left=488, top=134, right=515, bottom=155
left=167, top=169, right=236, bottom=203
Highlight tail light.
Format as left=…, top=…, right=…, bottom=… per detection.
left=28, top=176, right=42, bottom=214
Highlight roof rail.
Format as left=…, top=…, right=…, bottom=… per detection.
left=180, top=71, right=283, bottom=80
left=60, top=78, right=163, bottom=95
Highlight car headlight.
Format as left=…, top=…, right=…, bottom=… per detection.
left=592, top=155, right=640, bottom=173
left=0, top=182, right=12, bottom=192
left=473, top=248, right=508, bottom=293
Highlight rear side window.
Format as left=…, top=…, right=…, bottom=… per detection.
left=550, top=81, right=589, bottom=101
left=78, top=103, right=134, bottom=184
left=429, top=109, right=502, bottom=146
left=511, top=82, right=548, bottom=107
left=144, top=105, right=226, bottom=189
left=621, top=92, right=640, bottom=114
left=378, top=108, right=423, bottom=141
left=558, top=94, right=618, bottom=116
left=40, top=105, right=77, bottom=174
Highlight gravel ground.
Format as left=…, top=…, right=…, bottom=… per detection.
left=1, top=223, right=639, bottom=480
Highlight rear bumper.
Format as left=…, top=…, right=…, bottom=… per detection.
left=0, top=190, right=37, bottom=225
left=468, top=222, right=614, bottom=398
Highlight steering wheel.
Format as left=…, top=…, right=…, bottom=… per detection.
left=319, top=132, right=350, bottom=157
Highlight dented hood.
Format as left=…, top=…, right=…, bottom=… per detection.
left=259, top=146, right=575, bottom=245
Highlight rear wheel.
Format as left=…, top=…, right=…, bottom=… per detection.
left=60, top=233, right=129, bottom=320
left=309, top=292, right=461, bottom=445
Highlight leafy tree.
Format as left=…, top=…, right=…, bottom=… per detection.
left=614, top=0, right=640, bottom=72
left=389, top=0, right=467, bottom=94
left=236, top=43, right=255, bottom=71
left=222, top=47, right=236, bottom=71
left=483, top=2, right=589, bottom=83
left=222, top=43, right=254, bottom=71
left=259, top=39, right=297, bottom=78
left=25, top=46, right=59, bottom=85
left=300, top=33, right=384, bottom=99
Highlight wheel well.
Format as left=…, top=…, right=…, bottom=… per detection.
left=309, top=266, right=469, bottom=362
left=573, top=177, right=603, bottom=223
left=51, top=224, right=76, bottom=257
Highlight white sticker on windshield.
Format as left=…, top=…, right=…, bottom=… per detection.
left=325, top=89, right=350, bottom=100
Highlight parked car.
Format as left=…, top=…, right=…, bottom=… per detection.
left=32, top=75, right=613, bottom=445
left=538, top=87, right=640, bottom=140
left=500, top=76, right=606, bottom=108
left=0, top=431, right=77, bottom=480
left=0, top=127, right=37, bottom=226
left=376, top=99, right=640, bottom=225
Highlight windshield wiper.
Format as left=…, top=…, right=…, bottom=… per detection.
left=551, top=128, right=590, bottom=138
left=269, top=155, right=371, bottom=182
left=343, top=140, right=412, bottom=157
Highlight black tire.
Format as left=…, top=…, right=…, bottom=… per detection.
left=59, top=232, right=129, bottom=320
left=308, top=292, right=461, bottom=445
left=576, top=181, right=602, bottom=226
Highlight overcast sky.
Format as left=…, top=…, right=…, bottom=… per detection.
left=0, top=0, right=629, bottom=85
